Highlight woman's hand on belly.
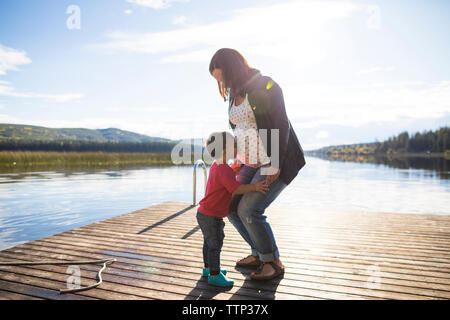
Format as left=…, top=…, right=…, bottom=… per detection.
left=262, top=166, right=281, bottom=185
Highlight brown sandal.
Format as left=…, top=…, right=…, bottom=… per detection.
left=250, top=261, right=285, bottom=280
left=236, top=255, right=262, bottom=268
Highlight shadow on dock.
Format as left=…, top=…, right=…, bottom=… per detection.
left=185, top=266, right=283, bottom=300
left=229, top=267, right=283, bottom=300
left=137, top=205, right=195, bottom=234
left=181, top=226, right=201, bottom=239
left=184, top=276, right=233, bottom=300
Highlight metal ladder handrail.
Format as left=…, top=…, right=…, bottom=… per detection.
left=193, top=159, right=207, bottom=205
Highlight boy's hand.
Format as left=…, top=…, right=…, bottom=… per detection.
left=231, top=160, right=243, bottom=176
left=253, top=179, right=269, bottom=194
left=233, top=165, right=243, bottom=175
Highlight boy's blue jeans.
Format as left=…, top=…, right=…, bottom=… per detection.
left=196, top=211, right=225, bottom=276
left=228, top=165, right=287, bottom=262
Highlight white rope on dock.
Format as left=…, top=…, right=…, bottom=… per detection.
left=0, top=258, right=117, bottom=294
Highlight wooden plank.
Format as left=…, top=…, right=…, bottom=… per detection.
left=40, top=231, right=450, bottom=278
left=111, top=207, right=450, bottom=230
left=0, top=278, right=93, bottom=300
left=73, top=226, right=450, bottom=263
left=41, top=231, right=450, bottom=276
left=60, top=228, right=450, bottom=286
left=0, top=246, right=359, bottom=300
left=48, top=229, right=450, bottom=284
left=16, top=234, right=450, bottom=284
left=75, top=223, right=450, bottom=258
left=31, top=236, right=450, bottom=299
left=0, top=201, right=449, bottom=300
left=78, top=223, right=450, bottom=262
left=100, top=211, right=450, bottom=238
left=0, top=290, right=44, bottom=300
left=6, top=238, right=443, bottom=300
left=0, top=250, right=322, bottom=300
left=89, top=217, right=450, bottom=248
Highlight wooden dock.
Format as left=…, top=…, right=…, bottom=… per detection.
left=0, top=201, right=449, bottom=300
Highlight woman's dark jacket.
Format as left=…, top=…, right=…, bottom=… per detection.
left=228, top=71, right=306, bottom=186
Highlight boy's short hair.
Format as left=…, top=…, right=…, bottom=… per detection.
left=206, top=131, right=235, bottom=159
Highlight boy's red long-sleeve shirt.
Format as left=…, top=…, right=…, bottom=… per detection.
left=198, top=161, right=241, bottom=218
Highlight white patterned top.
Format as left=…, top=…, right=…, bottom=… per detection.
left=229, top=93, right=271, bottom=168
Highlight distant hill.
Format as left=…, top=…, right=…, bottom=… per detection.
left=0, top=123, right=174, bottom=143
left=305, top=142, right=377, bottom=156
left=307, top=127, right=449, bottom=156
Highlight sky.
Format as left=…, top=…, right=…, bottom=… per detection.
left=0, top=0, right=449, bottom=150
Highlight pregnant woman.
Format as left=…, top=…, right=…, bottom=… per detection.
left=209, top=48, right=306, bottom=280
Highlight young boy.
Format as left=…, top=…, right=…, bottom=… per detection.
left=197, top=131, right=269, bottom=287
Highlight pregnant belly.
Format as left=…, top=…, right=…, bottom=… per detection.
left=234, top=127, right=270, bottom=168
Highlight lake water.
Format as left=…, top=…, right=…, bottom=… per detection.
left=0, top=156, right=449, bottom=250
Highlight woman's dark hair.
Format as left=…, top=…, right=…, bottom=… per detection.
left=209, top=48, right=259, bottom=101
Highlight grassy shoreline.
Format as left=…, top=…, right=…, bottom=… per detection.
left=0, top=151, right=175, bottom=169
left=1, top=151, right=448, bottom=173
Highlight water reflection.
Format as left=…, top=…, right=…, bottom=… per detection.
left=312, top=154, right=450, bottom=179
left=0, top=163, right=174, bottom=181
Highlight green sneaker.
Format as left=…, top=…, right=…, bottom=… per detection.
left=202, top=268, right=227, bottom=277
left=208, top=272, right=234, bottom=287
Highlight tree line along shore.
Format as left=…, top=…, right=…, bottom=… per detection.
left=307, top=127, right=449, bottom=157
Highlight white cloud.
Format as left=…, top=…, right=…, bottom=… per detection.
left=285, top=81, right=450, bottom=129
left=96, top=1, right=358, bottom=67
left=0, top=44, right=31, bottom=75
left=358, top=66, right=395, bottom=76
left=126, top=0, right=190, bottom=10
left=172, top=15, right=187, bottom=25
left=315, top=130, right=329, bottom=139
left=0, top=83, right=84, bottom=102
left=160, top=48, right=214, bottom=64
left=366, top=5, right=381, bottom=30
left=0, top=113, right=20, bottom=124
left=124, top=9, right=133, bottom=15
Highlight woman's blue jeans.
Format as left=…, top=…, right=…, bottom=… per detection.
left=228, top=165, right=287, bottom=262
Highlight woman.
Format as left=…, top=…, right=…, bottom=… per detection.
left=209, top=48, right=306, bottom=280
